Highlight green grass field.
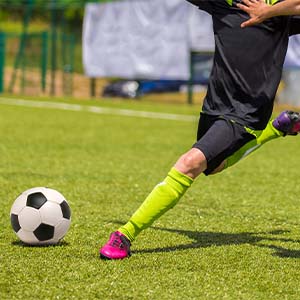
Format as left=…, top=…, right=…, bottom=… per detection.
left=1, top=95, right=300, bottom=300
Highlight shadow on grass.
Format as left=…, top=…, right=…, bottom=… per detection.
left=11, top=240, right=70, bottom=248
left=111, top=221, right=300, bottom=258
left=257, top=244, right=300, bottom=258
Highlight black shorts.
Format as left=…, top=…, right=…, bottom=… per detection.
left=193, top=113, right=256, bottom=175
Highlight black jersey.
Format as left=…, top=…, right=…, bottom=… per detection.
left=188, top=0, right=300, bottom=130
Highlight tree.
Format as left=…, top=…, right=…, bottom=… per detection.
left=1, top=0, right=121, bottom=27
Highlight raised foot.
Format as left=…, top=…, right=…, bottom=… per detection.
left=273, top=111, right=300, bottom=135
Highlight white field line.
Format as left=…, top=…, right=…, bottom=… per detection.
left=0, top=97, right=198, bottom=122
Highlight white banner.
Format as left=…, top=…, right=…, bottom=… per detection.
left=83, top=1, right=300, bottom=80
left=82, top=0, right=214, bottom=80
left=285, top=35, right=300, bottom=68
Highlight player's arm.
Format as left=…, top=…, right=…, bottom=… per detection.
left=237, top=0, right=300, bottom=28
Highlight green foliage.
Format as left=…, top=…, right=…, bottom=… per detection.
left=0, top=0, right=121, bottom=27
left=1, top=95, right=300, bottom=299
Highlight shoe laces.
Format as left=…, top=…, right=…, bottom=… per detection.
left=109, top=233, right=130, bottom=250
left=288, top=111, right=300, bottom=134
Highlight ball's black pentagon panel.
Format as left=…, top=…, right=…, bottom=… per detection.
left=33, top=223, right=55, bottom=241
left=60, top=201, right=71, bottom=220
left=11, top=214, right=21, bottom=233
left=26, top=192, right=48, bottom=209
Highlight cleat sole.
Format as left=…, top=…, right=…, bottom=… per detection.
left=100, top=253, right=112, bottom=260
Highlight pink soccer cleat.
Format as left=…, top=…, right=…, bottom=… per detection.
left=99, top=231, right=131, bottom=260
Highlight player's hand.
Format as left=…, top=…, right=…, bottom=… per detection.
left=237, top=0, right=270, bottom=28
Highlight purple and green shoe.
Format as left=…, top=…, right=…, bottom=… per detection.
left=273, top=111, right=300, bottom=135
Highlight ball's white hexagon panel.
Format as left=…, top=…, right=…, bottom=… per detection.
left=39, top=201, right=63, bottom=226
left=18, top=207, right=41, bottom=231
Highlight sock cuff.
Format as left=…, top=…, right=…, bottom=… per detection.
left=167, top=167, right=194, bottom=188
left=118, top=224, right=136, bottom=242
left=270, top=119, right=284, bottom=137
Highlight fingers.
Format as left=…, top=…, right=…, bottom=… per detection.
left=237, top=3, right=250, bottom=13
left=242, top=0, right=261, bottom=4
left=240, top=15, right=266, bottom=28
left=237, top=0, right=262, bottom=9
left=240, top=19, right=257, bottom=28
left=240, top=0, right=253, bottom=6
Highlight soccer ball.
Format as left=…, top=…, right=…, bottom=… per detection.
left=10, top=187, right=71, bottom=245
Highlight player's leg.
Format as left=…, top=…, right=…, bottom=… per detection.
left=99, top=115, right=216, bottom=260
left=99, top=115, right=253, bottom=260
left=223, top=110, right=300, bottom=170
left=100, top=148, right=206, bottom=260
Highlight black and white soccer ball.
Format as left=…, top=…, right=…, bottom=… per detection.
left=10, top=187, right=71, bottom=245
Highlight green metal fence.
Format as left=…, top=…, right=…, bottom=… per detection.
left=7, top=31, right=47, bottom=94
left=0, top=0, right=76, bottom=96
left=0, top=30, right=75, bottom=96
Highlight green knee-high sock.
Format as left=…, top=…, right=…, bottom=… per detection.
left=118, top=168, right=193, bottom=242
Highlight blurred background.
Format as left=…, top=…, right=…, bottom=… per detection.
left=0, top=0, right=299, bottom=105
